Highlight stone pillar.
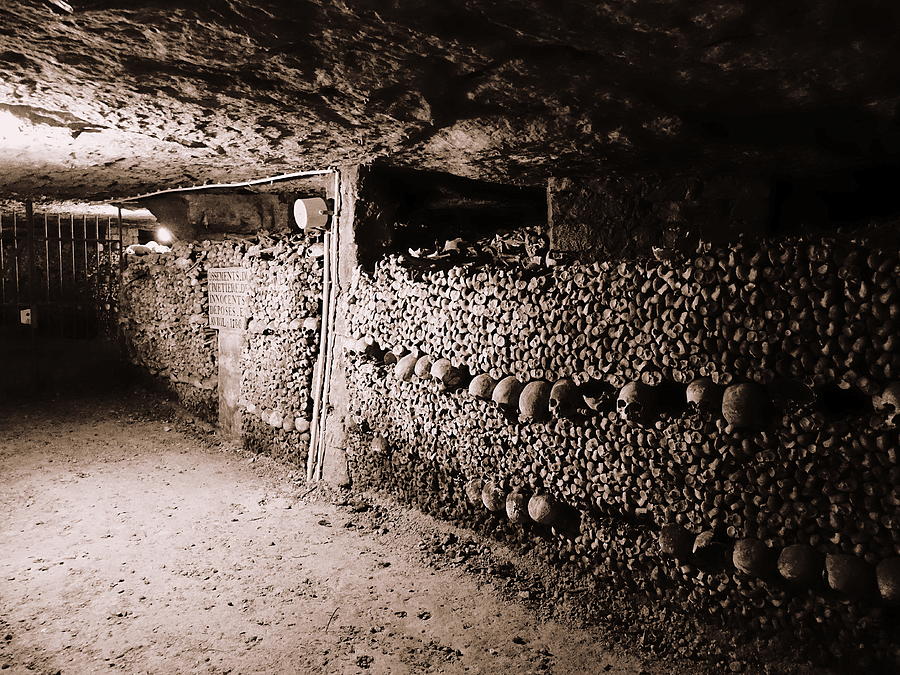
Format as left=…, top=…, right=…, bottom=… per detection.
left=320, top=165, right=394, bottom=486
left=217, top=329, right=243, bottom=438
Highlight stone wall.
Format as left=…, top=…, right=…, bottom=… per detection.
left=549, top=174, right=770, bottom=259
left=340, top=234, right=900, bottom=668
left=120, top=234, right=323, bottom=464
left=119, top=243, right=218, bottom=418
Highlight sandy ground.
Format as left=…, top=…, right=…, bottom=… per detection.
left=0, top=392, right=699, bottom=675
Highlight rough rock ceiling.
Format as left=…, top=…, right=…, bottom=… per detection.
left=1, top=0, right=900, bottom=202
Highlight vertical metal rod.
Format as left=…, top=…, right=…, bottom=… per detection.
left=82, top=215, right=88, bottom=339
left=43, top=212, right=50, bottom=303
left=307, top=228, right=331, bottom=481
left=68, top=214, right=75, bottom=339
left=315, top=169, right=342, bottom=480
left=57, top=214, right=63, bottom=301
left=105, top=216, right=112, bottom=332
left=81, top=215, right=87, bottom=271
left=13, top=212, right=20, bottom=304
left=0, top=213, right=5, bottom=306
left=116, top=207, right=124, bottom=347
left=93, top=215, right=99, bottom=337
left=57, top=214, right=65, bottom=336
left=70, top=214, right=76, bottom=292
left=117, top=207, right=123, bottom=271
left=25, top=199, right=37, bottom=390
left=0, top=212, right=5, bottom=306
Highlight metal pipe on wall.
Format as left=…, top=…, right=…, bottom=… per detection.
left=313, top=168, right=343, bottom=480
left=115, top=169, right=334, bottom=206
left=307, top=231, right=332, bottom=480
left=306, top=168, right=342, bottom=481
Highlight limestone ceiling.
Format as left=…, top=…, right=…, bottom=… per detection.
left=1, top=1, right=899, bottom=202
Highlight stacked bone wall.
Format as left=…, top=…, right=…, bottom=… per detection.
left=342, top=237, right=900, bottom=668
left=239, top=238, right=323, bottom=463
left=120, top=235, right=323, bottom=465
left=120, top=243, right=218, bottom=419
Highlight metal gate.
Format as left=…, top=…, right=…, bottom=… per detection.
left=0, top=201, right=123, bottom=394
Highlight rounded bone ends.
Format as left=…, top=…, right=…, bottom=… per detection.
left=873, top=382, right=900, bottom=426
left=481, top=481, right=506, bottom=512
left=519, top=381, right=551, bottom=421
left=722, top=383, right=768, bottom=428
left=506, top=491, right=529, bottom=524
left=468, top=374, right=497, bottom=400
left=876, top=558, right=900, bottom=604
left=825, top=553, right=875, bottom=598
left=492, top=376, right=524, bottom=408
left=777, top=544, right=820, bottom=585
left=528, top=494, right=563, bottom=526
left=658, top=524, right=693, bottom=560
left=346, top=336, right=380, bottom=358
left=732, top=538, right=772, bottom=577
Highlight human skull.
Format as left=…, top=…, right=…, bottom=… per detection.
left=505, top=491, right=529, bottom=524
left=519, top=381, right=551, bottom=420
left=658, top=524, right=693, bottom=559
left=686, top=377, right=723, bottom=411
left=528, top=493, right=563, bottom=525
left=492, top=376, right=524, bottom=408
left=464, top=478, right=483, bottom=505
left=617, top=381, right=656, bottom=423
left=468, top=373, right=497, bottom=399
left=732, top=538, right=772, bottom=577
left=370, top=435, right=389, bottom=456
left=429, top=358, right=466, bottom=390
left=414, top=355, right=433, bottom=379
left=876, top=558, right=900, bottom=604
left=481, top=481, right=506, bottom=512
left=549, top=379, right=580, bottom=417
left=825, top=553, right=873, bottom=598
left=777, top=544, right=820, bottom=584
left=394, top=353, right=418, bottom=381
left=722, top=383, right=768, bottom=428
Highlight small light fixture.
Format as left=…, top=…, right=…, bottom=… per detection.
left=156, top=226, right=174, bottom=244
left=293, top=197, right=332, bottom=234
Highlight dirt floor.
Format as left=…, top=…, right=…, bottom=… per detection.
left=0, top=391, right=716, bottom=675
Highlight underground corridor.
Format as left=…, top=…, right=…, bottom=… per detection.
left=1, top=394, right=664, bottom=674
left=3, top=2, right=900, bottom=674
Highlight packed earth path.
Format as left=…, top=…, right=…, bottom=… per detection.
left=0, top=391, right=708, bottom=675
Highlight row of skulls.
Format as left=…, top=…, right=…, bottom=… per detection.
left=372, top=412, right=900, bottom=607
left=353, top=337, right=900, bottom=609
left=351, top=336, right=900, bottom=428
left=660, top=524, right=900, bottom=605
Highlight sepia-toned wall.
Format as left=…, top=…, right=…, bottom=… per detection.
left=339, top=233, right=900, bottom=665
left=119, top=234, right=323, bottom=464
